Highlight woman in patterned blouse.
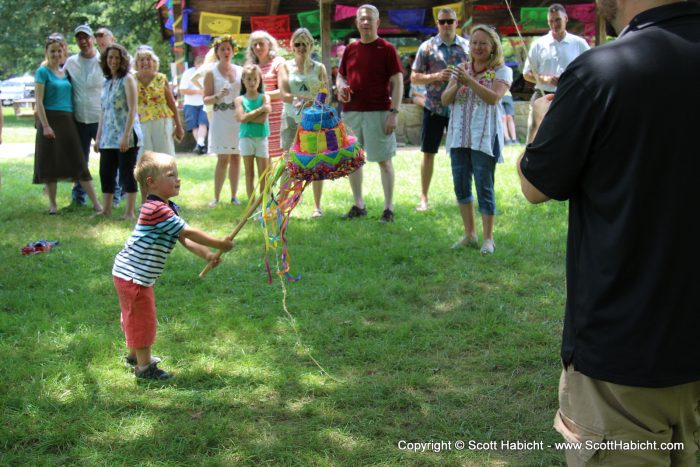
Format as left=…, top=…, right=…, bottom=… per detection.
left=441, top=25, right=512, bottom=255
left=133, top=45, right=184, bottom=160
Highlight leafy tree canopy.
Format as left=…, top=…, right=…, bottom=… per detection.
left=0, top=0, right=171, bottom=78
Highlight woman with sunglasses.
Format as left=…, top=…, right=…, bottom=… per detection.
left=33, top=33, right=102, bottom=215
left=441, top=25, right=512, bottom=255
left=245, top=31, right=285, bottom=160
left=278, top=28, right=329, bottom=218
left=133, top=46, right=184, bottom=161
left=203, top=35, right=243, bottom=206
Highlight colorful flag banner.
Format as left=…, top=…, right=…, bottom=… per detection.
left=567, top=3, right=597, bottom=23
left=389, top=8, right=437, bottom=34
left=498, top=25, right=523, bottom=36
left=583, top=23, right=596, bottom=37
left=520, top=7, right=549, bottom=30
left=168, top=34, right=212, bottom=47
left=474, top=5, right=508, bottom=10
left=334, top=4, right=358, bottom=21
left=331, top=29, right=355, bottom=40
left=182, top=8, right=192, bottom=32
left=297, top=10, right=320, bottom=36
left=250, top=14, right=291, bottom=36
left=199, top=11, right=242, bottom=36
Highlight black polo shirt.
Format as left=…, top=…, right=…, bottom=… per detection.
left=521, top=2, right=700, bottom=387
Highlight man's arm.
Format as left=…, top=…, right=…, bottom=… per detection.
left=518, top=95, right=553, bottom=204
left=517, top=152, right=550, bottom=204
left=385, top=72, right=403, bottom=135
left=411, top=69, right=451, bottom=86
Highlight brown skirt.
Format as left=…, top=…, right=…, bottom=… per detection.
left=33, top=110, right=92, bottom=184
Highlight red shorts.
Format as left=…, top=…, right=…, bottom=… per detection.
left=113, top=276, right=157, bottom=349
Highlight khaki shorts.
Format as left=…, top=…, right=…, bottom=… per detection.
left=343, top=111, right=396, bottom=163
left=555, top=365, right=700, bottom=466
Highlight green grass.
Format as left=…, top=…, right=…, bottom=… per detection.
left=2, top=106, right=36, bottom=143
left=0, top=133, right=571, bottom=465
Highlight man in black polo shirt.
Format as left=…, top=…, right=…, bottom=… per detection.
left=518, top=1, right=700, bottom=464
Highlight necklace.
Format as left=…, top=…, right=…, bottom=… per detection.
left=472, top=62, right=488, bottom=74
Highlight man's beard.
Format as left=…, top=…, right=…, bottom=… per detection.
left=597, top=0, right=619, bottom=34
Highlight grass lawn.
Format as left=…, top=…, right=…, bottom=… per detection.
left=2, top=106, right=36, bottom=144
left=0, top=120, right=572, bottom=465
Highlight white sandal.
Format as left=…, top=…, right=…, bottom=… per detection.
left=480, top=239, right=495, bottom=255
left=451, top=235, right=479, bottom=249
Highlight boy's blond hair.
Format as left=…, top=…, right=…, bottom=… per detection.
left=134, top=151, right=176, bottom=192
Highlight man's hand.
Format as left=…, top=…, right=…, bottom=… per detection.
left=384, top=112, right=397, bottom=135
left=436, top=68, right=452, bottom=82
left=527, top=95, right=554, bottom=144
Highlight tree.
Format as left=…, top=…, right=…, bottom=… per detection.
left=0, top=0, right=170, bottom=78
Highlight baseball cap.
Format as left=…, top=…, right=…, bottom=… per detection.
left=74, top=24, right=94, bottom=37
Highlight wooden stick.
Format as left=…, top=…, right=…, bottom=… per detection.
left=199, top=194, right=263, bottom=278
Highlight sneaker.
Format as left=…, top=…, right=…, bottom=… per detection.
left=125, top=354, right=162, bottom=367
left=135, top=361, right=172, bottom=380
left=341, top=205, right=367, bottom=219
left=231, top=196, right=241, bottom=205
left=197, top=145, right=208, bottom=155
left=311, top=209, right=323, bottom=218
left=379, top=209, right=394, bottom=224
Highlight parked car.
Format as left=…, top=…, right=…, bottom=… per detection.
left=0, top=76, right=35, bottom=106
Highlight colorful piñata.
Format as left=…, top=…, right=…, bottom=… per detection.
left=286, top=92, right=364, bottom=181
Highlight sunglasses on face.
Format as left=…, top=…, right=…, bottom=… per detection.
left=438, top=19, right=456, bottom=25
left=294, top=42, right=309, bottom=48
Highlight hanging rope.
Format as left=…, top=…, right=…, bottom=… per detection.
left=502, top=0, right=544, bottom=90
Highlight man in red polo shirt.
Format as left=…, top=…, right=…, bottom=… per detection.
left=337, top=4, right=403, bottom=223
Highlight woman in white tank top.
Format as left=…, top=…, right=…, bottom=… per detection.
left=203, top=36, right=243, bottom=206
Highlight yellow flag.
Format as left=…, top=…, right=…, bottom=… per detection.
left=199, top=12, right=242, bottom=36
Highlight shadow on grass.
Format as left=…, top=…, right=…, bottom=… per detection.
left=0, top=151, right=569, bottom=465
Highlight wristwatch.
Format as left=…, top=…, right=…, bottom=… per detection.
left=389, top=108, right=399, bottom=114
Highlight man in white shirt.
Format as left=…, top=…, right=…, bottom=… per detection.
left=64, top=24, right=121, bottom=207
left=523, top=4, right=589, bottom=94
left=522, top=4, right=589, bottom=141
left=179, top=55, right=209, bottom=154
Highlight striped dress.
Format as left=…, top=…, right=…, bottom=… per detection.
left=259, top=56, right=285, bottom=158
left=112, top=196, right=187, bottom=286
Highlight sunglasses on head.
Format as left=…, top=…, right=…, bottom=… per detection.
left=438, top=19, right=456, bottom=25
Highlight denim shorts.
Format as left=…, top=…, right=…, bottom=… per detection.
left=450, top=147, right=497, bottom=215
left=183, top=104, right=209, bottom=131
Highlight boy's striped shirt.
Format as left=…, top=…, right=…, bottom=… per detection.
left=112, top=196, right=187, bottom=286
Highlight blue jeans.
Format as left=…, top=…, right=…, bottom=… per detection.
left=450, top=147, right=497, bottom=215
left=72, top=122, right=122, bottom=205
